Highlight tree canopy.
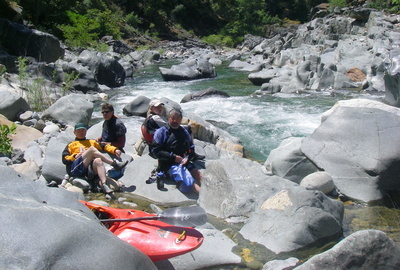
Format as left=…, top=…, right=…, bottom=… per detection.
left=2, top=0, right=399, bottom=48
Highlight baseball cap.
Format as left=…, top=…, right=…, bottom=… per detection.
left=74, top=123, right=87, bottom=130
left=149, top=99, right=164, bottom=107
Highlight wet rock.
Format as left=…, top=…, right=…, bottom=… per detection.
left=181, top=87, right=230, bottom=103
left=296, top=230, right=400, bottom=270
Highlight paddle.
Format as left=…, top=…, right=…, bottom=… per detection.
left=100, top=205, right=208, bottom=227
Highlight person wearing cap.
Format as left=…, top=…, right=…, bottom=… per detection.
left=62, top=123, right=128, bottom=194
left=141, top=99, right=167, bottom=148
left=96, top=103, right=127, bottom=151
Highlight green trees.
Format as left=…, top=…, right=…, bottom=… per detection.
left=5, top=0, right=400, bottom=49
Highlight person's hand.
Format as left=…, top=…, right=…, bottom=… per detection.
left=174, top=155, right=184, bottom=164
left=95, top=137, right=101, bottom=142
left=115, top=149, right=121, bottom=159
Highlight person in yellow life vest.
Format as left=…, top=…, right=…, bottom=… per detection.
left=62, top=123, right=128, bottom=194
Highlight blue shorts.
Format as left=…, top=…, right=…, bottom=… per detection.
left=170, top=164, right=195, bottom=193
left=70, top=156, right=87, bottom=177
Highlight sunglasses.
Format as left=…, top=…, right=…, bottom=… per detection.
left=101, top=111, right=111, bottom=114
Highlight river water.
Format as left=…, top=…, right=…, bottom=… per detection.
left=95, top=60, right=400, bottom=268
left=108, top=60, right=360, bottom=161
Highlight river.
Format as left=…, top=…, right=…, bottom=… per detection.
left=93, top=60, right=400, bottom=268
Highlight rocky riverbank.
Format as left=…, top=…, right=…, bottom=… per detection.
left=1, top=6, right=400, bottom=270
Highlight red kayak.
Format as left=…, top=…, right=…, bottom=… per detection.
left=81, top=201, right=204, bottom=261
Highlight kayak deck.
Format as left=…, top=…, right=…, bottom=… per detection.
left=81, top=201, right=204, bottom=261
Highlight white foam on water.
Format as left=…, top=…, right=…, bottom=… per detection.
left=108, top=65, right=342, bottom=161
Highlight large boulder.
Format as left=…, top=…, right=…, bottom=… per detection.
left=0, top=91, right=31, bottom=121
left=0, top=18, right=64, bottom=63
left=78, top=50, right=126, bottom=87
left=384, top=49, right=400, bottom=107
left=198, top=157, right=343, bottom=254
left=301, top=99, right=400, bottom=202
left=198, top=157, right=274, bottom=219
left=0, top=114, right=42, bottom=152
left=0, top=166, right=156, bottom=269
left=295, top=230, right=400, bottom=270
left=264, top=137, right=319, bottom=183
left=41, top=94, right=94, bottom=126
left=240, top=187, right=343, bottom=254
left=159, top=58, right=216, bottom=81
left=60, top=60, right=100, bottom=93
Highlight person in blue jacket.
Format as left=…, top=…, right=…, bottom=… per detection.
left=151, top=109, right=202, bottom=193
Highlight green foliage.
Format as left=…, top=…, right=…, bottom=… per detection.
left=17, top=56, right=28, bottom=91
left=126, top=12, right=141, bottom=27
left=61, top=71, right=79, bottom=96
left=388, top=0, right=400, bottom=13
left=60, top=11, right=100, bottom=48
left=0, top=64, right=6, bottom=81
left=60, top=8, right=122, bottom=48
left=0, top=123, right=16, bottom=156
left=88, top=9, right=122, bottom=39
left=26, top=77, right=52, bottom=112
left=202, top=34, right=235, bottom=48
left=328, top=0, right=348, bottom=7
left=18, top=57, right=77, bottom=111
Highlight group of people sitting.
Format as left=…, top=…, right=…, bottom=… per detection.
left=62, top=100, right=204, bottom=196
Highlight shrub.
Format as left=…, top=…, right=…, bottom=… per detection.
left=202, top=34, right=235, bottom=48
left=60, top=11, right=100, bottom=48
left=328, top=0, right=347, bottom=8
left=0, top=123, right=16, bottom=156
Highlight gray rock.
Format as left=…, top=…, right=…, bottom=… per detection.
left=295, top=230, right=400, bottom=270
left=159, top=58, right=216, bottom=81
left=13, top=160, right=41, bottom=180
left=264, top=137, right=319, bottom=183
left=198, top=157, right=273, bottom=219
left=23, top=141, right=44, bottom=167
left=0, top=91, right=31, bottom=121
left=0, top=166, right=156, bottom=270
left=120, top=154, right=199, bottom=204
left=41, top=130, right=74, bottom=184
left=240, top=186, right=344, bottom=254
left=300, top=171, right=335, bottom=194
left=60, top=60, right=100, bottom=93
left=301, top=99, right=400, bottom=202
left=384, top=48, right=400, bottom=107
left=123, top=95, right=151, bottom=117
left=78, top=50, right=126, bottom=87
left=43, top=123, right=60, bottom=133
left=181, top=87, right=230, bottom=103
left=263, top=257, right=299, bottom=270
left=41, top=94, right=94, bottom=126
left=154, top=223, right=241, bottom=270
left=0, top=18, right=64, bottom=63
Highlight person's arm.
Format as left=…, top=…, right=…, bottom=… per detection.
left=99, top=141, right=121, bottom=158
left=112, top=120, right=126, bottom=148
left=111, top=135, right=126, bottom=149
left=62, top=143, right=75, bottom=164
left=152, top=128, right=176, bottom=162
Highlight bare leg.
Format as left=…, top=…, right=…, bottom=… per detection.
left=190, top=168, right=202, bottom=194
left=81, top=147, right=114, bottom=194
left=91, top=157, right=107, bottom=185
left=81, top=146, right=114, bottom=167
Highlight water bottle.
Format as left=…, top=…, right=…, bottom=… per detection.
left=157, top=172, right=164, bottom=190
